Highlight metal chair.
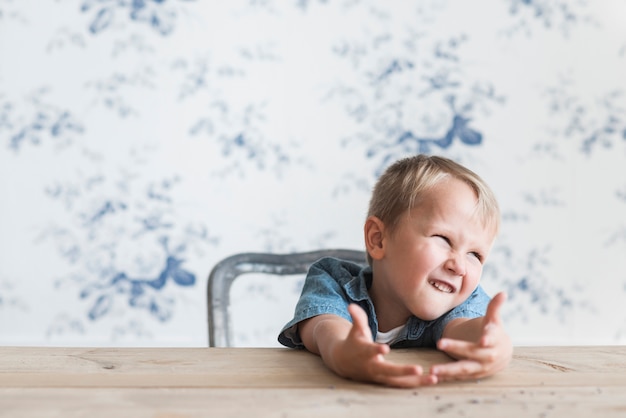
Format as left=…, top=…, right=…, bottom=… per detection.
left=207, top=249, right=367, bottom=347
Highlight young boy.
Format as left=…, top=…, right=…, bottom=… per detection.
left=278, top=154, right=512, bottom=387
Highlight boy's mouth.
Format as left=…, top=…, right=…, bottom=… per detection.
left=428, top=279, right=455, bottom=293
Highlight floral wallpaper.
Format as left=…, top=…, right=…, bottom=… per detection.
left=1, top=0, right=625, bottom=347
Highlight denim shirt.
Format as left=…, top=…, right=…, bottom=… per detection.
left=278, top=257, right=490, bottom=349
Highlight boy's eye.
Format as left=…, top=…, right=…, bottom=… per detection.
left=434, top=235, right=483, bottom=262
left=469, top=252, right=483, bottom=262
left=435, top=235, right=450, bottom=244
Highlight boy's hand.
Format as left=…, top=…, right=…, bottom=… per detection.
left=430, top=292, right=512, bottom=381
left=336, top=304, right=438, bottom=387
left=302, top=304, right=437, bottom=388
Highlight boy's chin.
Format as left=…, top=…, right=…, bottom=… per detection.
left=413, top=309, right=448, bottom=322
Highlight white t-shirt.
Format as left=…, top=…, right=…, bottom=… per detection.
left=375, top=324, right=406, bottom=344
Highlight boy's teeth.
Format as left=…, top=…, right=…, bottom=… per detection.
left=429, top=280, right=453, bottom=293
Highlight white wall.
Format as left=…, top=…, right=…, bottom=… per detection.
left=1, top=0, right=625, bottom=347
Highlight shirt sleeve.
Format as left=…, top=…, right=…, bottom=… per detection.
left=277, top=260, right=353, bottom=348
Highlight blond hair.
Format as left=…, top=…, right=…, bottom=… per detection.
left=366, top=154, right=500, bottom=264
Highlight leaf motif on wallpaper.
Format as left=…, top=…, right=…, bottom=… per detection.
left=365, top=96, right=484, bottom=176
left=502, top=0, right=596, bottom=37
left=1, top=89, right=84, bottom=152
left=579, top=92, right=626, bottom=154
left=189, top=100, right=306, bottom=178
left=39, top=170, right=216, bottom=323
left=87, top=6, right=114, bottom=34
left=0, top=279, right=28, bottom=313
left=80, top=239, right=196, bottom=322
left=326, top=25, right=505, bottom=178
left=604, top=186, right=626, bottom=247
left=87, top=294, right=113, bottom=320
left=80, top=0, right=193, bottom=36
left=542, top=78, right=626, bottom=156
left=84, top=68, right=157, bottom=119
left=170, top=50, right=311, bottom=178
left=46, top=314, right=86, bottom=339
left=483, top=244, right=594, bottom=323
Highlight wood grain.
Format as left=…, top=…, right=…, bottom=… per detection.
left=0, top=346, right=624, bottom=417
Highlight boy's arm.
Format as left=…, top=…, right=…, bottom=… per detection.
left=430, top=292, right=512, bottom=381
left=299, top=304, right=438, bottom=388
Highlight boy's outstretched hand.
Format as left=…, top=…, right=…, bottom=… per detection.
left=430, top=292, right=512, bottom=381
left=300, top=304, right=438, bottom=388
left=300, top=293, right=511, bottom=386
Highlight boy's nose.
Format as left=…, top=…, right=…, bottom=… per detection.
left=445, top=253, right=466, bottom=276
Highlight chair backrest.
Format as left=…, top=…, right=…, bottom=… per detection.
left=207, top=249, right=367, bottom=347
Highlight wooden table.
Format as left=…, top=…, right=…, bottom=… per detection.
left=0, top=346, right=624, bottom=417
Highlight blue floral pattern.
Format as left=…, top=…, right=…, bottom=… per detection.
left=1, top=0, right=625, bottom=346
left=81, top=0, right=194, bottom=35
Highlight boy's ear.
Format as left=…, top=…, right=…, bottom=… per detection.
left=364, top=216, right=386, bottom=260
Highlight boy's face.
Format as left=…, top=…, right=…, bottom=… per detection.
left=367, top=177, right=496, bottom=327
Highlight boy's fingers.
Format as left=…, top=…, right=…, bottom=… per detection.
left=371, top=362, right=423, bottom=378
left=480, top=323, right=497, bottom=347
left=348, top=303, right=368, bottom=329
left=370, top=362, right=438, bottom=387
left=438, top=338, right=494, bottom=362
left=347, top=303, right=373, bottom=340
left=438, top=338, right=475, bottom=356
left=430, top=359, right=483, bottom=379
left=484, top=292, right=507, bottom=324
left=478, top=293, right=508, bottom=346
